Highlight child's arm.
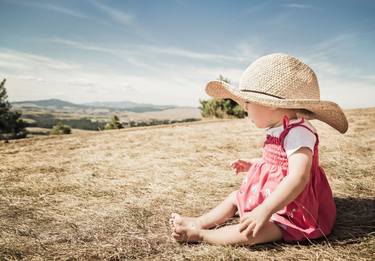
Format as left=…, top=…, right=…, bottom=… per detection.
left=239, top=147, right=313, bottom=237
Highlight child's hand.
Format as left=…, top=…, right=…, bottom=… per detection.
left=229, top=159, right=252, bottom=175
left=238, top=205, right=271, bottom=238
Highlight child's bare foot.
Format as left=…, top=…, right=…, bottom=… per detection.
left=169, top=213, right=203, bottom=230
left=171, top=223, right=202, bottom=243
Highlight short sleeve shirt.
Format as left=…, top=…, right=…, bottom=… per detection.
left=266, top=118, right=317, bottom=158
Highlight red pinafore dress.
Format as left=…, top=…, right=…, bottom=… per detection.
left=236, top=116, right=336, bottom=242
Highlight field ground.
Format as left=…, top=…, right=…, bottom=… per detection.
left=0, top=108, right=374, bottom=260
left=26, top=127, right=96, bottom=137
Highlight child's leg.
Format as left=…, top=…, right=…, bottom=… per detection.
left=171, top=191, right=238, bottom=230
left=198, top=190, right=239, bottom=228
left=173, top=221, right=283, bottom=246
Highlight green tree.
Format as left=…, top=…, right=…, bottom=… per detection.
left=50, top=122, right=72, bottom=135
left=218, top=74, right=231, bottom=84
left=199, top=76, right=247, bottom=119
left=104, top=115, right=124, bottom=130
left=0, top=79, right=27, bottom=140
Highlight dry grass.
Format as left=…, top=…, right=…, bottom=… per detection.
left=0, top=108, right=374, bottom=260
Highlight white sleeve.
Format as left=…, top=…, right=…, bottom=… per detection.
left=283, top=126, right=316, bottom=158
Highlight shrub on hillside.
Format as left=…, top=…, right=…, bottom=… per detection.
left=23, top=114, right=105, bottom=130
left=104, top=115, right=123, bottom=130
left=199, top=98, right=247, bottom=118
left=199, top=75, right=247, bottom=119
left=50, top=122, right=72, bottom=135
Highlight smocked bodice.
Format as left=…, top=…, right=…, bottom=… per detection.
left=262, top=134, right=289, bottom=168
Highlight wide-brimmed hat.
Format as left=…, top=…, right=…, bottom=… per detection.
left=205, top=53, right=348, bottom=133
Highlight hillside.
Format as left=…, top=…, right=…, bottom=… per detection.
left=0, top=108, right=374, bottom=260
left=12, top=99, right=82, bottom=108
left=12, top=99, right=201, bottom=131
left=11, top=99, right=179, bottom=113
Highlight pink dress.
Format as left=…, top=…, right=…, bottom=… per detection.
left=236, top=115, right=336, bottom=242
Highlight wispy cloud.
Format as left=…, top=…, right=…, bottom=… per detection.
left=88, top=0, right=159, bottom=44
left=302, top=33, right=370, bottom=78
left=2, top=43, right=374, bottom=108
left=49, top=37, right=116, bottom=54
left=92, top=0, right=133, bottom=26
left=0, top=48, right=81, bottom=71
left=47, top=37, right=253, bottom=64
left=138, top=45, right=247, bottom=62
left=0, top=46, right=246, bottom=106
left=284, top=3, right=314, bottom=9
left=0, top=48, right=141, bottom=102
left=38, top=3, right=89, bottom=19
left=1, top=0, right=89, bottom=19
left=242, top=2, right=270, bottom=15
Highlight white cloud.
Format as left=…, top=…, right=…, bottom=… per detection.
left=137, top=45, right=248, bottom=62
left=318, top=75, right=375, bottom=109
left=2, top=32, right=374, bottom=109
left=92, top=1, right=133, bottom=26
left=0, top=49, right=81, bottom=72
left=48, top=37, right=249, bottom=62
left=39, top=3, right=89, bottom=19
left=284, top=3, right=314, bottom=9
left=242, top=2, right=270, bottom=15
left=0, top=45, right=247, bottom=106
left=302, top=33, right=374, bottom=82
left=1, top=0, right=89, bottom=19
left=49, top=37, right=116, bottom=53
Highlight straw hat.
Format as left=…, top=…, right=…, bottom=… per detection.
left=205, top=53, right=348, bottom=133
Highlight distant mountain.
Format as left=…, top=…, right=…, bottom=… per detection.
left=11, top=99, right=179, bottom=112
left=82, top=101, right=176, bottom=110
left=12, top=99, right=83, bottom=108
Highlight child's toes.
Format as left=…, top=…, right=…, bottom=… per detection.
left=171, top=231, right=186, bottom=242
left=171, top=213, right=182, bottom=226
left=171, top=213, right=178, bottom=221
left=169, top=218, right=175, bottom=229
left=171, top=229, right=183, bottom=241
left=171, top=231, right=180, bottom=240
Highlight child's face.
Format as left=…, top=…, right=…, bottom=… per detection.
left=245, top=102, right=278, bottom=128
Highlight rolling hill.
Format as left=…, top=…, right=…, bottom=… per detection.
left=11, top=98, right=179, bottom=113
left=1, top=108, right=374, bottom=260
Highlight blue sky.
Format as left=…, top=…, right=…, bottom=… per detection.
left=0, top=0, right=374, bottom=108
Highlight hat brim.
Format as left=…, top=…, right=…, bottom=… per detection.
left=205, top=80, right=348, bottom=134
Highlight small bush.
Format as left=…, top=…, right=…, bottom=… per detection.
left=199, top=98, right=247, bottom=119
left=199, top=75, right=247, bottom=119
left=104, top=115, right=123, bottom=130
left=50, top=122, right=72, bottom=135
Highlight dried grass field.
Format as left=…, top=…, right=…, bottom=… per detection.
left=1, top=108, right=374, bottom=260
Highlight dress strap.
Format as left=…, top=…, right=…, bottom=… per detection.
left=279, top=115, right=319, bottom=151
left=279, top=115, right=321, bottom=175
left=283, top=115, right=289, bottom=129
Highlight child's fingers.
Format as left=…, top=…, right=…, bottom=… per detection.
left=252, top=224, right=261, bottom=237
left=230, top=159, right=244, bottom=167
left=239, top=219, right=250, bottom=232
left=229, top=160, right=238, bottom=167
left=243, top=222, right=256, bottom=238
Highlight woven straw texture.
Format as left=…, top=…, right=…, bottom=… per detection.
left=205, top=53, right=348, bottom=133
